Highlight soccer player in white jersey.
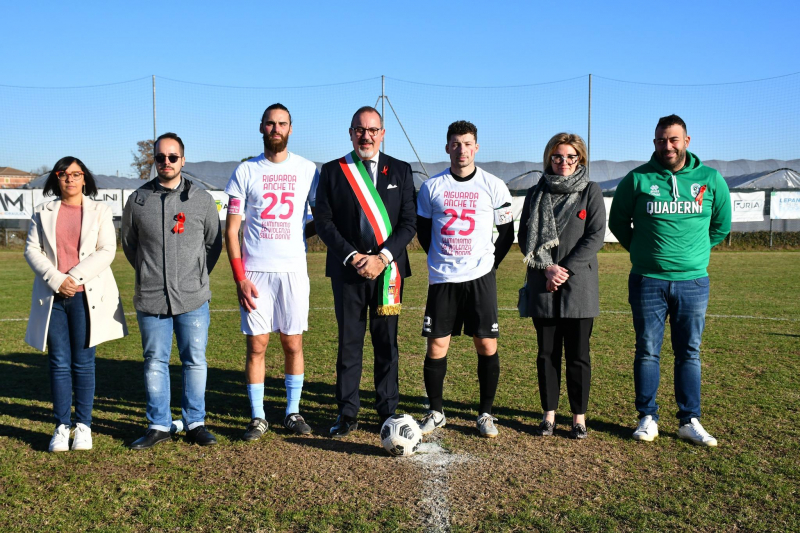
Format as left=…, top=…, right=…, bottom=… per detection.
left=224, top=103, right=320, bottom=440
left=416, top=120, right=515, bottom=438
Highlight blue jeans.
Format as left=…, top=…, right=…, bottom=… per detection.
left=629, top=274, right=709, bottom=424
left=47, top=292, right=96, bottom=427
left=136, top=302, right=209, bottom=431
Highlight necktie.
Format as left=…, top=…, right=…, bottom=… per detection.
left=359, top=159, right=377, bottom=251
left=363, top=160, right=375, bottom=185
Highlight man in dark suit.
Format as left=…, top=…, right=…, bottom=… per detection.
left=315, top=106, right=417, bottom=437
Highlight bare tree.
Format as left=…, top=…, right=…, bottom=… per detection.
left=131, top=139, right=155, bottom=180
left=29, top=164, right=51, bottom=176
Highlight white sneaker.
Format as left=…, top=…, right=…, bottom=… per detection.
left=678, top=418, right=718, bottom=447
left=632, top=415, right=659, bottom=442
left=49, top=424, right=70, bottom=452
left=418, top=410, right=446, bottom=435
left=477, top=413, right=498, bottom=438
left=71, top=423, right=93, bottom=451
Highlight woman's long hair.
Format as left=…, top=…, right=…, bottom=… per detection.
left=42, top=157, right=98, bottom=198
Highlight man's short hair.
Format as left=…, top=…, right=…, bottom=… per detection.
left=155, top=132, right=185, bottom=156
left=542, top=132, right=588, bottom=168
left=446, top=120, right=478, bottom=142
left=262, top=103, right=292, bottom=125
left=656, top=114, right=687, bottom=133
left=351, top=106, right=383, bottom=128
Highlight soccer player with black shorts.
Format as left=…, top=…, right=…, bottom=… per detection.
left=416, top=120, right=514, bottom=438
left=225, top=103, right=319, bottom=440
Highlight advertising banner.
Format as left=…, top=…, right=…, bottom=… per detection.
left=730, top=191, right=765, bottom=222
left=603, top=197, right=618, bottom=243
left=0, top=190, right=33, bottom=219
left=770, top=191, right=800, bottom=220
left=33, top=189, right=57, bottom=208
left=122, top=189, right=137, bottom=210
left=94, top=189, right=124, bottom=217
left=207, top=191, right=231, bottom=221
left=32, top=189, right=124, bottom=216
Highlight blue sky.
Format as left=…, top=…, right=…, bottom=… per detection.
left=2, top=1, right=799, bottom=176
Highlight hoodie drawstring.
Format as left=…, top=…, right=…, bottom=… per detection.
left=669, top=172, right=680, bottom=199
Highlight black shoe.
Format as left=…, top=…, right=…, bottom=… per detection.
left=186, top=425, right=218, bottom=446
left=569, top=423, right=588, bottom=440
left=329, top=415, right=358, bottom=438
left=534, top=420, right=555, bottom=437
left=243, top=418, right=269, bottom=441
left=130, top=429, right=171, bottom=450
left=284, top=413, right=312, bottom=435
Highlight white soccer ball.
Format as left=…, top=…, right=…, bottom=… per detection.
left=380, top=414, right=422, bottom=457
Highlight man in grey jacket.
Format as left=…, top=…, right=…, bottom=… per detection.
left=121, top=132, right=222, bottom=450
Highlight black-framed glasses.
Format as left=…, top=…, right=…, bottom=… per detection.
left=350, top=127, right=382, bottom=137
left=55, top=171, right=84, bottom=181
left=551, top=154, right=580, bottom=164
left=155, top=154, right=181, bottom=164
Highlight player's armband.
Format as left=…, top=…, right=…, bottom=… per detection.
left=494, top=203, right=514, bottom=225
left=228, top=197, right=242, bottom=215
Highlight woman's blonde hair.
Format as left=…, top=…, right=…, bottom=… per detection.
left=543, top=133, right=587, bottom=172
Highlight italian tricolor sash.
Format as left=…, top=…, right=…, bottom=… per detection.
left=338, top=151, right=402, bottom=316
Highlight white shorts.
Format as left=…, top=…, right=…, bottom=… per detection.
left=240, top=271, right=309, bottom=336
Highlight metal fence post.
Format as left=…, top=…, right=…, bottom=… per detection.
left=587, top=74, right=592, bottom=179
left=152, top=75, right=157, bottom=141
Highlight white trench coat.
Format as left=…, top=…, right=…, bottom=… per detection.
left=24, top=195, right=128, bottom=352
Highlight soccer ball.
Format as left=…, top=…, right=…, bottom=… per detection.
left=380, top=414, right=422, bottom=457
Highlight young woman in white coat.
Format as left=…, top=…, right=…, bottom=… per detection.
left=24, top=157, right=128, bottom=452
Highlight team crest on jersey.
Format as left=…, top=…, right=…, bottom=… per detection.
left=691, top=183, right=701, bottom=197
left=650, top=185, right=661, bottom=197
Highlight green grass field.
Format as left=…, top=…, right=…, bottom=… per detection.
left=0, top=248, right=798, bottom=532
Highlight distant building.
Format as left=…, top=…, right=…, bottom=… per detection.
left=0, top=167, right=37, bottom=189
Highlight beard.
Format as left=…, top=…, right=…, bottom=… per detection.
left=356, top=141, right=376, bottom=160
left=656, top=147, right=687, bottom=172
left=263, top=132, right=289, bottom=154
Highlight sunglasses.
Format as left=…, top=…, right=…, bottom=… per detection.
left=155, top=154, right=181, bottom=164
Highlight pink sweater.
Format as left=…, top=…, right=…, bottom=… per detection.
left=56, top=203, right=84, bottom=292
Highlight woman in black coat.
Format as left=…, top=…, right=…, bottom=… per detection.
left=518, top=133, right=606, bottom=439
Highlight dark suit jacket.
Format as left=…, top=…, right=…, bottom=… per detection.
left=315, top=152, right=416, bottom=283
left=517, top=181, right=606, bottom=319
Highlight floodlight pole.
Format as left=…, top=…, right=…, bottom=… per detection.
left=381, top=76, right=386, bottom=153
left=374, top=76, right=430, bottom=178
left=587, top=74, right=592, bottom=179
left=152, top=75, right=157, bottom=141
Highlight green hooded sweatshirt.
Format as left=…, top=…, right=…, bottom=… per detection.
left=608, top=151, right=730, bottom=281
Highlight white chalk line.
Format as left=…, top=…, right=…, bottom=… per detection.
left=409, top=437, right=471, bottom=533
left=2, top=308, right=797, bottom=323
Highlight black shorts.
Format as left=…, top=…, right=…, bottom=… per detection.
left=422, top=270, right=499, bottom=339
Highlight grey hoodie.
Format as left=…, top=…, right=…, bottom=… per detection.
left=121, top=176, right=222, bottom=315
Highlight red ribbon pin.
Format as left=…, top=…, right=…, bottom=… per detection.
left=695, top=185, right=707, bottom=204
left=381, top=165, right=388, bottom=176
left=172, top=212, right=185, bottom=234
left=578, top=209, right=587, bottom=220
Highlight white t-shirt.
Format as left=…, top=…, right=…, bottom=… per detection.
left=225, top=152, right=319, bottom=273
left=417, top=166, right=513, bottom=284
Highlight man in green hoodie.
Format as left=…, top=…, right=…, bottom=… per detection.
left=609, top=115, right=730, bottom=447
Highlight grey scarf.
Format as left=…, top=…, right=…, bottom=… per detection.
left=523, top=164, right=589, bottom=268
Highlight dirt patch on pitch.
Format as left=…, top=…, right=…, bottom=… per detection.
left=424, top=416, right=677, bottom=530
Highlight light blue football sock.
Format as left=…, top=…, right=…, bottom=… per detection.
left=285, top=373, right=304, bottom=416
left=247, top=383, right=265, bottom=420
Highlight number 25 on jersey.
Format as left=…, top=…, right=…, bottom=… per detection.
left=441, top=208, right=476, bottom=236
left=261, top=192, right=294, bottom=220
